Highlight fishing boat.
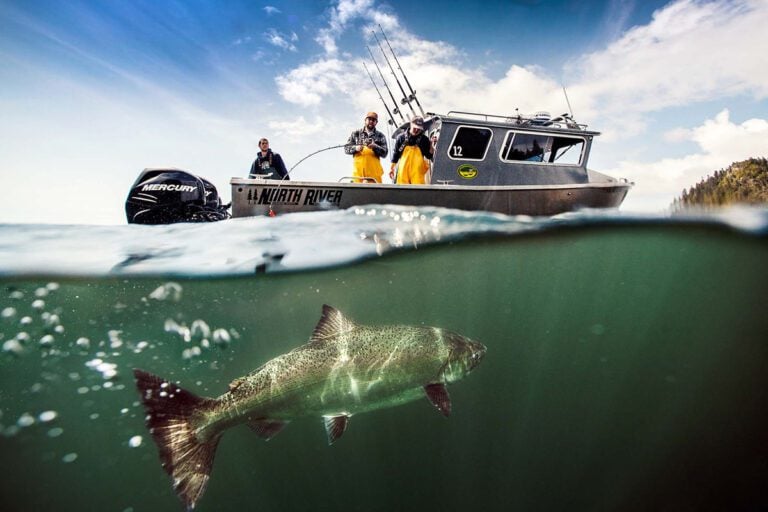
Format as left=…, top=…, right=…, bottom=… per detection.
left=230, top=29, right=632, bottom=218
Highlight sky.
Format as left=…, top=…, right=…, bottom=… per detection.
left=1, top=0, right=766, bottom=225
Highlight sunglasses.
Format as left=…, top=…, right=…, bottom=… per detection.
left=260, top=141, right=269, bottom=145
left=366, top=117, right=378, bottom=123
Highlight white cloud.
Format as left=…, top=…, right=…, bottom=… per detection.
left=275, top=58, right=359, bottom=106
left=568, top=0, right=768, bottom=124
left=609, top=109, right=768, bottom=211
left=268, top=116, right=327, bottom=137
left=265, top=29, right=297, bottom=52
left=316, top=0, right=376, bottom=55
left=232, top=36, right=252, bottom=46
left=263, top=6, right=281, bottom=16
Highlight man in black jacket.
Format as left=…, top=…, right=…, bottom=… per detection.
left=390, top=116, right=435, bottom=184
left=249, top=138, right=289, bottom=180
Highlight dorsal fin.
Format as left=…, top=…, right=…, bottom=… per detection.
left=310, top=305, right=355, bottom=343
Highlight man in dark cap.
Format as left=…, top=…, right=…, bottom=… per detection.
left=390, top=115, right=436, bottom=184
left=344, top=111, right=388, bottom=183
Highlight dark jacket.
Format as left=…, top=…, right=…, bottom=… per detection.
left=391, top=132, right=433, bottom=163
left=344, top=128, right=388, bottom=158
left=249, top=150, right=289, bottom=180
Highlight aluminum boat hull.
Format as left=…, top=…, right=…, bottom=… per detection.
left=230, top=177, right=631, bottom=217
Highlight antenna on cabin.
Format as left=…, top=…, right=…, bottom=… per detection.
left=378, top=24, right=425, bottom=117
left=372, top=29, right=417, bottom=118
left=366, top=46, right=406, bottom=124
left=362, top=62, right=396, bottom=126
left=562, top=86, right=575, bottom=119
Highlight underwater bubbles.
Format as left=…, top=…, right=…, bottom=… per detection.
left=128, top=435, right=143, bottom=448
left=61, top=453, right=77, bottom=463
left=148, top=282, right=183, bottom=302
left=85, top=358, right=118, bottom=380
left=47, top=427, right=64, bottom=438
left=3, top=339, right=24, bottom=355
left=38, top=410, right=57, bottom=422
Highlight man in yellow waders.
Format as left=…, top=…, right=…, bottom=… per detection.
left=389, top=116, right=436, bottom=184
left=344, top=112, right=388, bottom=183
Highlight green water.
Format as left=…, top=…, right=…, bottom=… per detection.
left=1, top=224, right=767, bottom=511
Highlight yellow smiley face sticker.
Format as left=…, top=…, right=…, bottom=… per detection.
left=457, top=164, right=478, bottom=179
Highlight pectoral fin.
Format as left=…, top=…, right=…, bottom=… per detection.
left=424, top=383, right=452, bottom=417
left=247, top=418, right=288, bottom=441
left=323, top=414, right=350, bottom=445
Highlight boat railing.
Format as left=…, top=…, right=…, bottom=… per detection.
left=338, top=177, right=378, bottom=183
left=445, top=110, right=587, bottom=131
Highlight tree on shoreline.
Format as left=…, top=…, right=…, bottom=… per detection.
left=671, top=157, right=768, bottom=211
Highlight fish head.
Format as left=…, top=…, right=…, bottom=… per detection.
left=440, top=330, right=487, bottom=383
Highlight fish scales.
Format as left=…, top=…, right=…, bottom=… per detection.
left=133, top=305, right=486, bottom=511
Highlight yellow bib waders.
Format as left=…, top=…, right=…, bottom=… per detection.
left=395, top=145, right=429, bottom=185
left=353, top=147, right=383, bottom=183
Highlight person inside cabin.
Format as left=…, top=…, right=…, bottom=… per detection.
left=390, top=115, right=436, bottom=184
left=249, top=138, right=289, bottom=180
left=344, top=112, right=388, bottom=183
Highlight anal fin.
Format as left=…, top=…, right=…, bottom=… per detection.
left=323, top=414, right=351, bottom=445
left=247, top=418, right=288, bottom=441
left=424, top=383, right=452, bottom=417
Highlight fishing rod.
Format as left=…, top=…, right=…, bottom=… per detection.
left=378, top=24, right=425, bottom=117
left=363, top=62, right=396, bottom=126
left=366, top=46, right=405, bottom=124
left=267, top=143, right=347, bottom=216
left=371, top=30, right=416, bottom=118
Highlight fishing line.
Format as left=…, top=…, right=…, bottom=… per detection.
left=268, top=143, right=347, bottom=216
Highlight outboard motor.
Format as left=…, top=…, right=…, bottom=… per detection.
left=125, top=168, right=231, bottom=224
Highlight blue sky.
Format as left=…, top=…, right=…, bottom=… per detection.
left=1, top=0, right=766, bottom=224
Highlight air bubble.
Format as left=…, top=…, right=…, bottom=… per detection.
left=213, top=329, right=231, bottom=346
left=47, top=427, right=64, bottom=438
left=149, top=282, right=183, bottom=302
left=191, top=319, right=211, bottom=339
left=182, top=346, right=202, bottom=359
left=17, top=413, right=35, bottom=427
left=3, top=339, right=23, bottom=355
left=31, top=299, right=45, bottom=310
left=39, top=411, right=58, bottom=422
left=62, top=453, right=78, bottom=463
left=128, top=435, right=143, bottom=448
left=1, top=307, right=16, bottom=319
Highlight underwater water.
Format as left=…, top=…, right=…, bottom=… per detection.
left=1, top=206, right=767, bottom=511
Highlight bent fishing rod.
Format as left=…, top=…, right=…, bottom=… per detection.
left=266, top=143, right=347, bottom=216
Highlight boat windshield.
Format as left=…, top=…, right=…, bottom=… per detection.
left=500, top=131, right=584, bottom=166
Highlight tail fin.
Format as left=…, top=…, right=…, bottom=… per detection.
left=133, top=368, right=220, bottom=511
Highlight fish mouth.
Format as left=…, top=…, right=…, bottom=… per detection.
left=444, top=331, right=486, bottom=372
left=467, top=340, right=487, bottom=370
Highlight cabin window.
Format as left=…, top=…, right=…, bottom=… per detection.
left=500, top=131, right=585, bottom=166
left=446, top=126, right=493, bottom=161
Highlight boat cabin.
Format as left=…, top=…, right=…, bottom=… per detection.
left=413, top=111, right=598, bottom=187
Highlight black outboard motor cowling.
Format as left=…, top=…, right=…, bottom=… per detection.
left=125, top=168, right=231, bottom=224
